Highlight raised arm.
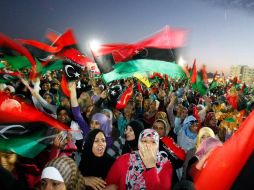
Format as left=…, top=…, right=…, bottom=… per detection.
left=68, top=81, right=89, bottom=136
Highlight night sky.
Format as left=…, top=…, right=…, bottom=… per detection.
left=1, top=0, right=254, bottom=74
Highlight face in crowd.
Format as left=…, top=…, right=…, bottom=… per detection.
left=40, top=178, right=66, bottom=190
left=43, top=94, right=53, bottom=104
left=57, top=109, right=71, bottom=124
left=92, top=132, right=106, bottom=157
left=125, top=126, right=135, bottom=141
left=189, top=120, right=199, bottom=134
left=152, top=120, right=166, bottom=138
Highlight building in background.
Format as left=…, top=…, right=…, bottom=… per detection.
left=230, top=65, right=254, bottom=85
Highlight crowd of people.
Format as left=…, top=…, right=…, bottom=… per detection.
left=0, top=35, right=254, bottom=190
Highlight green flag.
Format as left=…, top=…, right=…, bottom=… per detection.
left=102, top=59, right=186, bottom=83
left=192, top=71, right=208, bottom=96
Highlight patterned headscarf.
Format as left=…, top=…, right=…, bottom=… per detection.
left=42, top=156, right=86, bottom=190
left=126, top=129, right=168, bottom=190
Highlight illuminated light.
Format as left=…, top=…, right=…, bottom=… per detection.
left=178, top=56, right=186, bottom=67
left=89, top=40, right=101, bottom=52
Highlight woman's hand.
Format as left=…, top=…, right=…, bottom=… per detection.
left=139, top=144, right=156, bottom=169
left=53, top=133, right=67, bottom=149
left=84, top=176, right=107, bottom=190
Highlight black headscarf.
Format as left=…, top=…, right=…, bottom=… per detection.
left=122, top=120, right=144, bottom=154
left=79, top=129, right=114, bottom=179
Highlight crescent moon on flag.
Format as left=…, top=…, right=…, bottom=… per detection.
left=0, top=125, right=26, bottom=139
left=64, top=65, right=75, bottom=78
left=140, top=48, right=149, bottom=58
left=3, top=74, right=14, bottom=80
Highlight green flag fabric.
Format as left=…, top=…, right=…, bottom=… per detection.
left=0, top=124, right=49, bottom=158
left=192, top=71, right=208, bottom=96
left=3, top=56, right=63, bottom=75
left=102, top=59, right=186, bottom=83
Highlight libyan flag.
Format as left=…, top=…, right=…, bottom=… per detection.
left=102, top=59, right=186, bottom=83
left=0, top=122, right=56, bottom=158
left=3, top=55, right=63, bottom=75
left=91, top=25, right=187, bottom=74
left=0, top=96, right=69, bottom=158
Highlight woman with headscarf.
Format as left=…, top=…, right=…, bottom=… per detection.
left=106, top=129, right=173, bottom=190
left=182, top=127, right=216, bottom=180
left=102, top=109, right=114, bottom=134
left=152, top=119, right=186, bottom=187
left=79, top=129, right=114, bottom=190
left=40, top=156, right=86, bottom=190
left=117, top=102, right=135, bottom=137
left=177, top=115, right=199, bottom=152
left=188, top=137, right=223, bottom=181
left=90, top=113, right=113, bottom=147
left=107, top=120, right=144, bottom=159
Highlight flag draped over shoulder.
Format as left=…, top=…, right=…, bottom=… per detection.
left=91, top=26, right=188, bottom=82
left=0, top=94, right=69, bottom=158
left=194, top=110, right=254, bottom=190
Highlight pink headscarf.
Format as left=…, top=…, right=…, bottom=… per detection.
left=195, top=137, right=223, bottom=160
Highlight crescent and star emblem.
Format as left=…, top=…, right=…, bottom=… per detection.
left=64, top=65, right=76, bottom=78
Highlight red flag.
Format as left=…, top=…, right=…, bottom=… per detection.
left=60, top=48, right=93, bottom=67
left=0, top=93, right=69, bottom=131
left=116, top=86, right=134, bottom=110
left=193, top=106, right=202, bottom=131
left=17, top=29, right=77, bottom=55
left=190, top=59, right=197, bottom=84
left=60, top=75, right=70, bottom=97
left=194, top=110, right=254, bottom=190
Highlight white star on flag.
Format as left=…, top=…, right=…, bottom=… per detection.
left=74, top=72, right=80, bottom=78
left=111, top=90, right=116, bottom=96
